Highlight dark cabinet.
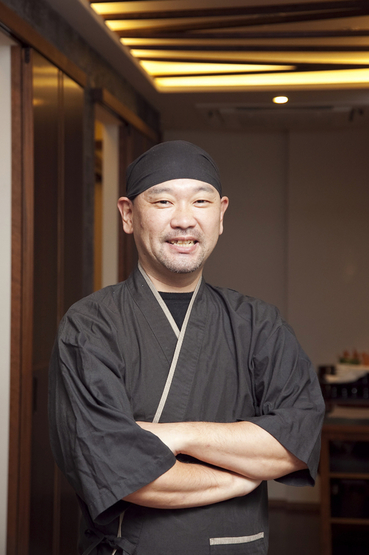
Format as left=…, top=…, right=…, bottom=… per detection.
left=320, top=415, right=369, bottom=555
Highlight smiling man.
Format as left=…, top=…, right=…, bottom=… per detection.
left=118, top=178, right=228, bottom=289
left=49, top=140, right=325, bottom=555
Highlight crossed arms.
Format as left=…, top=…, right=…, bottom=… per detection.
left=124, top=420, right=307, bottom=509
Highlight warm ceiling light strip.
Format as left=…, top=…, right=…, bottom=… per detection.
left=122, top=35, right=369, bottom=47
left=129, top=48, right=369, bottom=66
left=106, top=16, right=246, bottom=32
left=124, top=38, right=369, bottom=48
left=139, top=60, right=295, bottom=76
left=90, top=2, right=161, bottom=16
left=154, top=68, right=369, bottom=90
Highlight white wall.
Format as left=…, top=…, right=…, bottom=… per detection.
left=0, top=43, right=12, bottom=552
left=164, top=125, right=369, bottom=503
left=288, top=129, right=369, bottom=366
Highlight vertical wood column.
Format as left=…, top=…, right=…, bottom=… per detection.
left=8, top=45, right=34, bottom=555
left=118, top=123, right=135, bottom=282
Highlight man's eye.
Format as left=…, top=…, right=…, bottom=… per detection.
left=195, top=199, right=209, bottom=205
left=156, top=200, right=170, bottom=205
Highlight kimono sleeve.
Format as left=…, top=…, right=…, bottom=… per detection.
left=245, top=320, right=325, bottom=486
left=48, top=307, right=176, bottom=524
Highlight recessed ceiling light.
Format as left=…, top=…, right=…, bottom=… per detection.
left=273, top=96, right=289, bottom=104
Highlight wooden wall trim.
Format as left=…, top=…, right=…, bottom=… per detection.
left=93, top=88, right=160, bottom=143
left=18, top=46, right=34, bottom=555
left=8, top=44, right=22, bottom=555
left=118, top=124, right=134, bottom=282
left=8, top=46, right=34, bottom=555
left=0, top=1, right=86, bottom=87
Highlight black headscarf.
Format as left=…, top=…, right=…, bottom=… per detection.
left=126, top=140, right=222, bottom=199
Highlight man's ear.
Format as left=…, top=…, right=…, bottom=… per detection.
left=117, top=197, right=134, bottom=234
left=219, top=196, right=229, bottom=236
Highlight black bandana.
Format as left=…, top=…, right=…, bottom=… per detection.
left=126, top=140, right=222, bottom=199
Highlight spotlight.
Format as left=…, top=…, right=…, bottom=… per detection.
left=273, top=96, right=289, bottom=104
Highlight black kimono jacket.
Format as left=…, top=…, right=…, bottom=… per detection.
left=49, top=267, right=325, bottom=555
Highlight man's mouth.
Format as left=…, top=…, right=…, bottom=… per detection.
left=168, top=240, right=197, bottom=246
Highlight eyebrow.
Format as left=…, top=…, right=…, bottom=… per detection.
left=148, top=184, right=216, bottom=197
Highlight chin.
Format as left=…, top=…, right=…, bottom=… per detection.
left=168, top=267, right=199, bottom=275
left=162, top=259, right=204, bottom=275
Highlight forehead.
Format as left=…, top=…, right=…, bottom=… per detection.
left=144, top=179, right=218, bottom=198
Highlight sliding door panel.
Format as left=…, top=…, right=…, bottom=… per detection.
left=30, top=51, right=82, bottom=555
left=30, top=51, right=59, bottom=555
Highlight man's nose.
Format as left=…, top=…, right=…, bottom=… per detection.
left=170, top=205, right=196, bottom=228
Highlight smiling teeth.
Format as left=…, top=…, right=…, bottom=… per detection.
left=170, top=240, right=195, bottom=245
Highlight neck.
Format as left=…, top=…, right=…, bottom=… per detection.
left=138, top=261, right=202, bottom=292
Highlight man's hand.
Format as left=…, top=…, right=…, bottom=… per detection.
left=137, top=420, right=306, bottom=481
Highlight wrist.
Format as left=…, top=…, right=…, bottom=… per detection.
left=178, top=421, right=201, bottom=456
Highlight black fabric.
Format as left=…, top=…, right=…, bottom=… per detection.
left=126, top=140, right=222, bottom=199
left=49, top=267, right=325, bottom=555
left=159, top=291, right=193, bottom=329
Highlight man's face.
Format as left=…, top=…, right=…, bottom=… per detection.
left=119, top=179, right=228, bottom=284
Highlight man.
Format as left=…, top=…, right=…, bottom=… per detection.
left=49, top=140, right=325, bottom=555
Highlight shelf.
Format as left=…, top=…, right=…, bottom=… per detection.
left=331, top=517, right=369, bottom=526
left=330, top=472, right=369, bottom=480
left=321, top=420, right=369, bottom=555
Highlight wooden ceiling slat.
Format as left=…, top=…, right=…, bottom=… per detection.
left=163, top=30, right=369, bottom=39
left=128, top=43, right=369, bottom=52
left=132, top=51, right=369, bottom=65
left=120, top=49, right=369, bottom=66
left=138, top=57, right=369, bottom=70
left=101, top=7, right=366, bottom=21
left=114, top=9, right=369, bottom=36
left=126, top=41, right=369, bottom=51
left=151, top=66, right=366, bottom=78
left=137, top=56, right=301, bottom=65
left=121, top=29, right=369, bottom=40
left=152, top=71, right=295, bottom=78
left=95, top=0, right=369, bottom=19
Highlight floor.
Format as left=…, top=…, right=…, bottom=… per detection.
left=268, top=504, right=320, bottom=555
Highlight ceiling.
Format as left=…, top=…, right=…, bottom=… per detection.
left=45, top=0, right=369, bottom=130
left=89, top=0, right=369, bottom=92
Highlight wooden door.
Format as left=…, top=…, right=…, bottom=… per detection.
left=29, top=50, right=84, bottom=555
left=9, top=47, right=85, bottom=555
